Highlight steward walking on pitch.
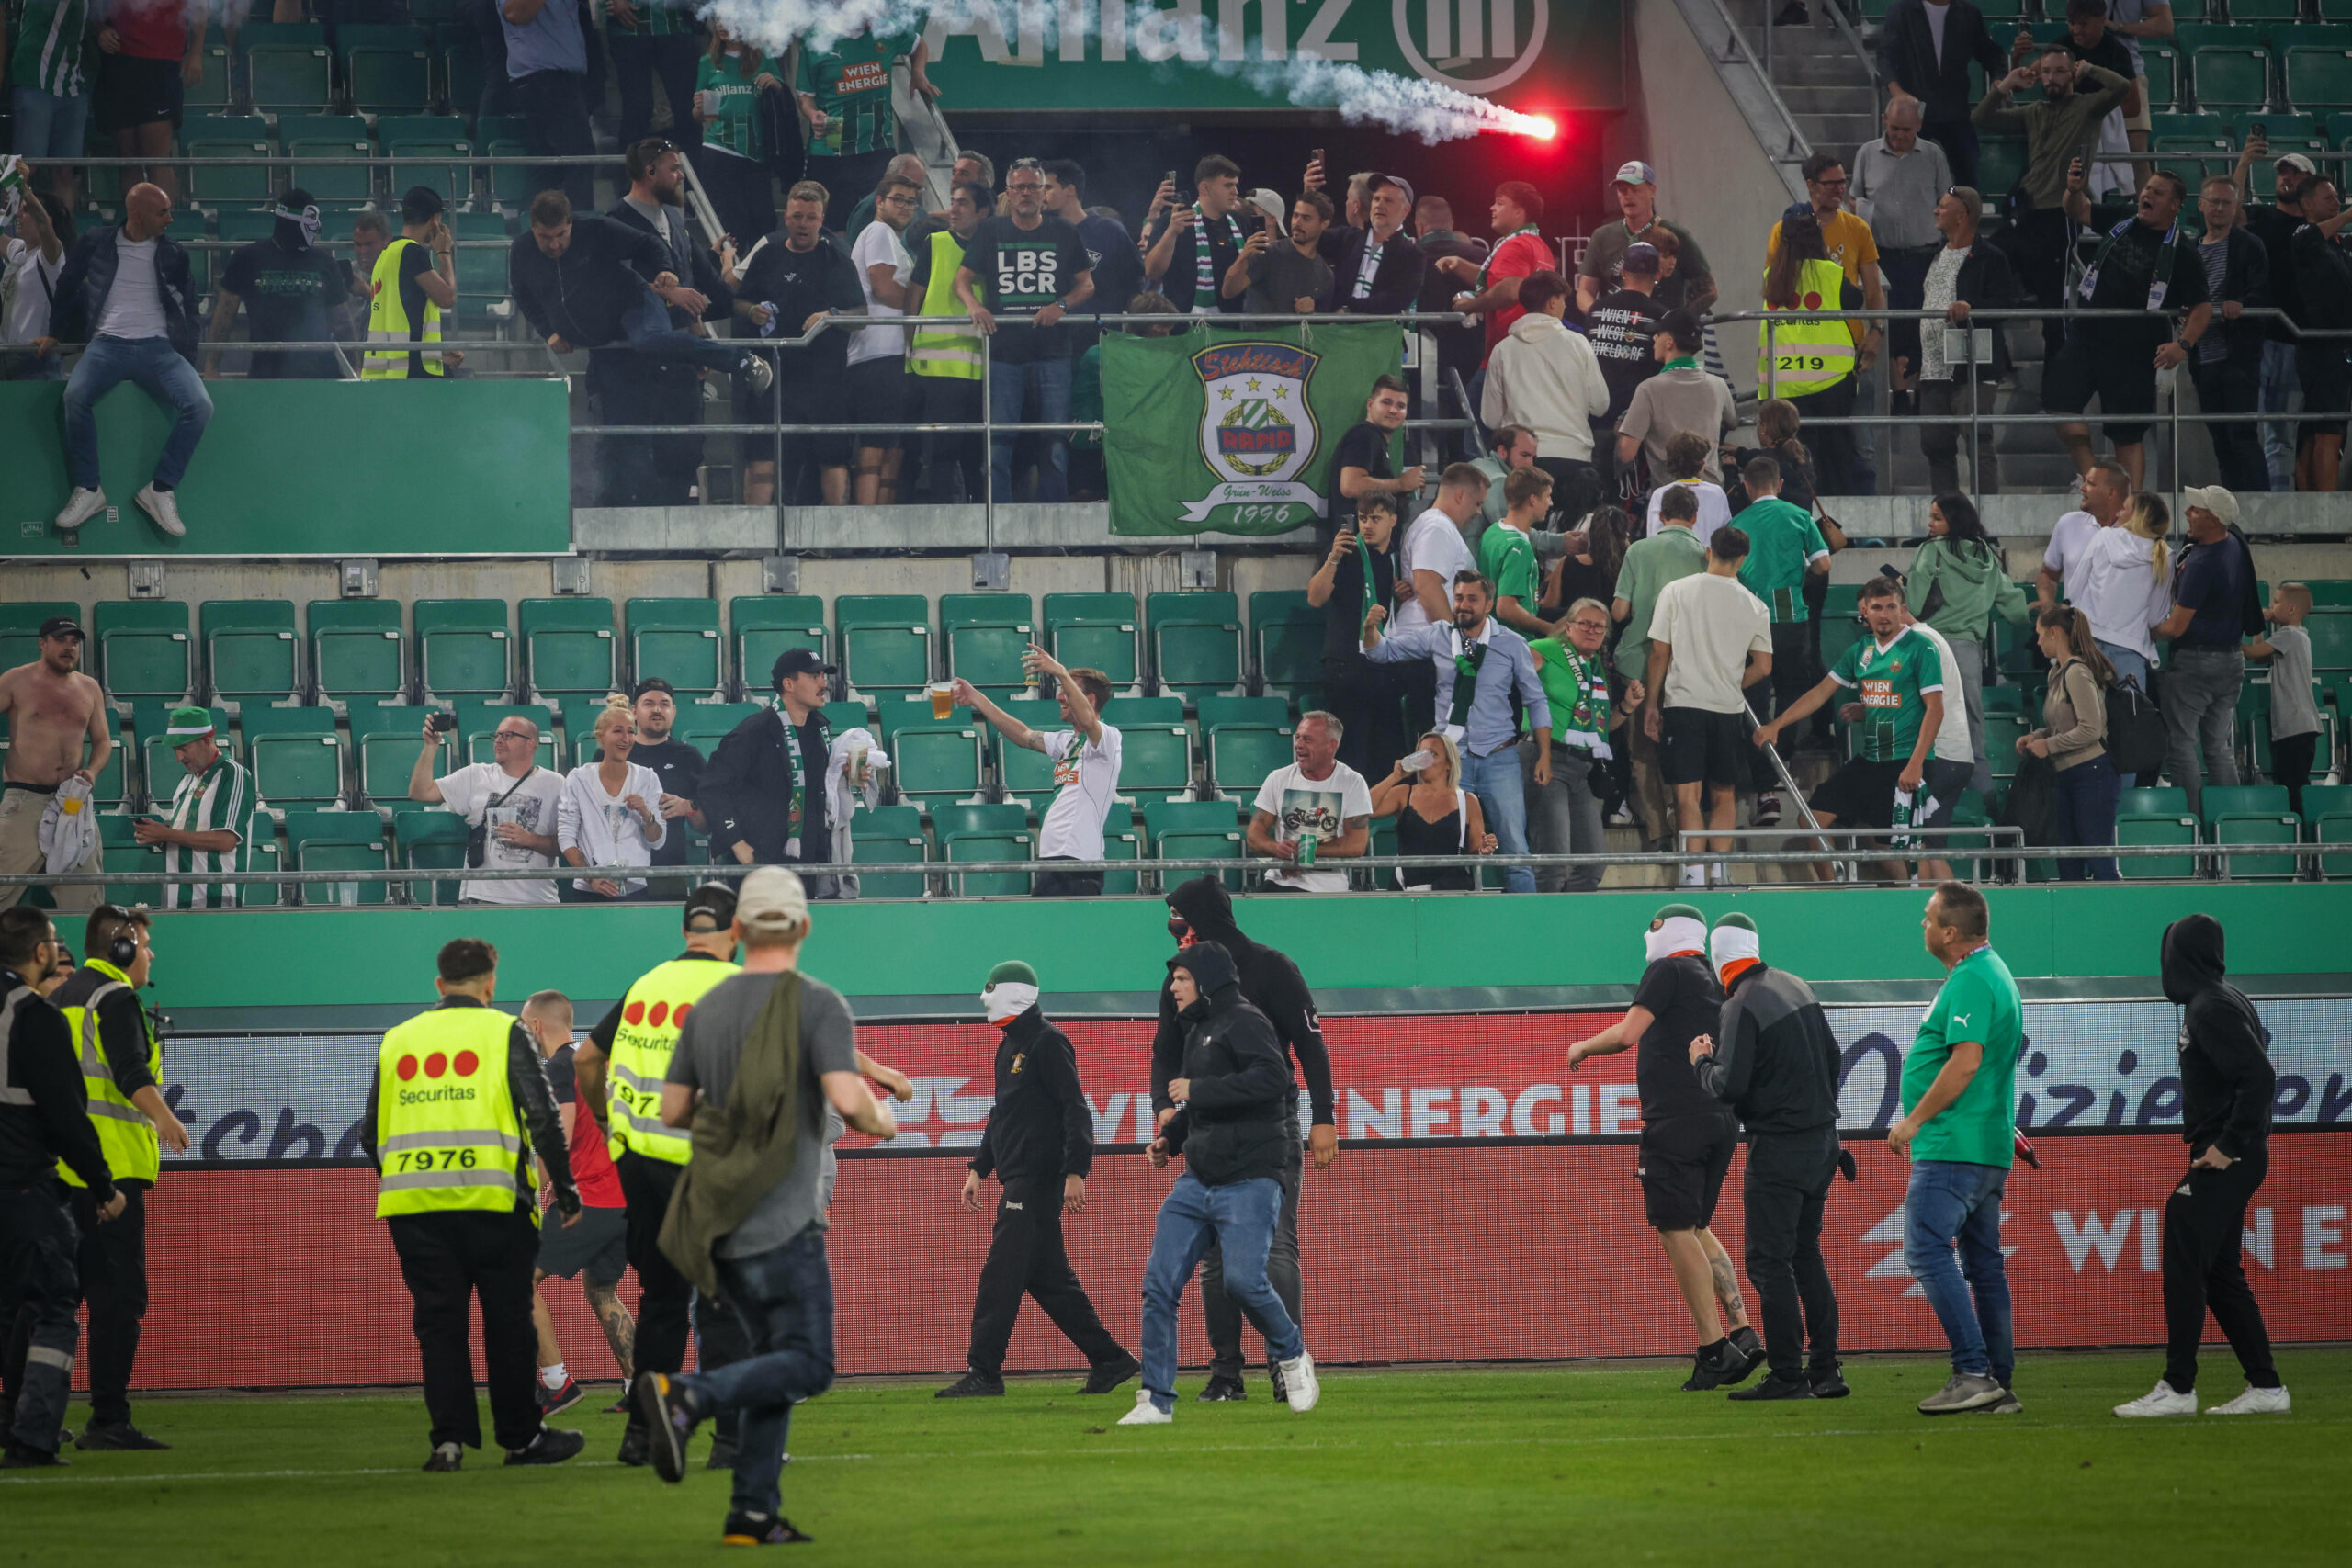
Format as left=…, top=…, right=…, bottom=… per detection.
left=362, top=938, right=583, bottom=1471
left=1691, top=913, right=1852, bottom=1402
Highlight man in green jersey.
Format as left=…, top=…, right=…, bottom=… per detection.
left=1753, top=574, right=1945, bottom=881
left=1477, top=466, right=1552, bottom=637
left=6, top=0, right=93, bottom=213
left=795, top=22, right=934, bottom=231
left=1731, top=454, right=1829, bottom=826
left=1611, top=483, right=1707, bottom=852
left=1892, top=881, right=2024, bottom=1417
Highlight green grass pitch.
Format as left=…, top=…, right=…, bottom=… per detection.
left=6, top=1351, right=2346, bottom=1565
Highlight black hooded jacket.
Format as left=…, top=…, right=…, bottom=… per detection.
left=968, top=1006, right=1094, bottom=1186
left=2162, top=915, right=2274, bottom=1161
left=1151, top=876, right=1336, bottom=1130
left=1160, top=942, right=1292, bottom=1187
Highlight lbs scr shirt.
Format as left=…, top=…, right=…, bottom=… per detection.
left=962, top=213, right=1089, bottom=366
left=1904, top=943, right=2024, bottom=1167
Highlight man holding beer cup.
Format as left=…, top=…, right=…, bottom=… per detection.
left=952, top=651, right=1120, bottom=897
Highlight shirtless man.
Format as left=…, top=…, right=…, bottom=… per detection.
left=0, top=615, right=116, bottom=911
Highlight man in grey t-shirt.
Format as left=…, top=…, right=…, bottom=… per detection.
left=638, top=867, right=898, bottom=1547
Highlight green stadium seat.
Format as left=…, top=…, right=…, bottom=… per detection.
left=234, top=20, right=326, bottom=56
left=376, top=113, right=467, bottom=144
left=217, top=209, right=277, bottom=246
left=820, top=698, right=876, bottom=734
left=2152, top=136, right=2235, bottom=186
left=939, top=592, right=1035, bottom=690
left=943, top=823, right=1034, bottom=896
left=836, top=595, right=933, bottom=700
left=485, top=138, right=534, bottom=208
left=2233, top=0, right=2302, bottom=17
left=1817, top=611, right=1867, bottom=681
left=348, top=44, right=434, bottom=113
left=249, top=47, right=334, bottom=112
left=1973, top=141, right=2025, bottom=205
left=395, top=807, right=471, bottom=906
left=0, top=603, right=80, bottom=673
left=457, top=702, right=560, bottom=773
left=447, top=45, right=489, bottom=125
left=96, top=814, right=167, bottom=908
left=414, top=599, right=511, bottom=699
left=242, top=705, right=345, bottom=810
left=307, top=599, right=405, bottom=705
left=1100, top=799, right=1140, bottom=895
left=886, top=719, right=987, bottom=808
left=285, top=809, right=390, bottom=906
left=2201, top=784, right=2299, bottom=878
left=849, top=804, right=928, bottom=898
left=1144, top=797, right=1244, bottom=889
left=1098, top=696, right=1185, bottom=728
left=558, top=696, right=614, bottom=769
left=183, top=38, right=232, bottom=109
left=1198, top=696, right=1295, bottom=804
left=272, top=113, right=362, bottom=146
left=1249, top=590, right=1322, bottom=706
left=1148, top=592, right=1245, bottom=704
left=1044, top=592, right=1139, bottom=693
left=199, top=600, right=300, bottom=705
left=518, top=598, right=616, bottom=700
left=2116, top=808, right=2199, bottom=880
left=2119, top=785, right=2189, bottom=817
left=626, top=598, right=722, bottom=700
left=94, top=602, right=192, bottom=704
left=2184, top=38, right=2272, bottom=112
left=448, top=210, right=512, bottom=314
left=242, top=830, right=285, bottom=908
left=187, top=141, right=275, bottom=207
left=287, top=140, right=374, bottom=204
left=2296, top=580, right=2352, bottom=605
left=1117, top=719, right=1196, bottom=807
left=2303, top=783, right=2352, bottom=878
left=729, top=595, right=827, bottom=701
left=2143, top=43, right=2180, bottom=111
left=2307, top=610, right=2352, bottom=669
left=673, top=701, right=765, bottom=759
left=929, top=802, right=1026, bottom=842
left=387, top=140, right=474, bottom=204
left=352, top=699, right=441, bottom=806
left=1983, top=713, right=2033, bottom=783
left=991, top=698, right=1067, bottom=809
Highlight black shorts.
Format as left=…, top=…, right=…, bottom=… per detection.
left=1637, top=1112, right=1739, bottom=1231
left=2297, top=344, right=2348, bottom=443
left=1917, top=756, right=1975, bottom=829
left=1661, top=706, right=1749, bottom=789
left=2041, top=333, right=2157, bottom=446
left=1814, top=756, right=1908, bottom=829
left=845, top=355, right=913, bottom=450
left=740, top=378, right=855, bottom=469
left=95, top=53, right=184, bottom=134
left=536, top=1202, right=628, bottom=1285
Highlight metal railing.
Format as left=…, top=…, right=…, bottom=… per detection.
left=1699, top=0, right=1815, bottom=163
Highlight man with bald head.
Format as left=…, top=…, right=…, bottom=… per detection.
left=40, top=182, right=210, bottom=541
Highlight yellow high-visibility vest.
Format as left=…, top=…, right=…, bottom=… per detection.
left=1758, top=256, right=1858, bottom=398
left=53, top=959, right=161, bottom=1190
left=364, top=236, right=444, bottom=379
left=605, top=956, right=739, bottom=1166
left=372, top=1003, right=529, bottom=1219
left=909, top=228, right=982, bottom=381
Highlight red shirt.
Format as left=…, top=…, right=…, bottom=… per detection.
left=548, top=1044, right=626, bottom=1208
left=1481, top=231, right=1556, bottom=363
left=111, top=0, right=191, bottom=62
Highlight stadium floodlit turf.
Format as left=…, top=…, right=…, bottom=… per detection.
left=7, top=1351, right=2345, bottom=1563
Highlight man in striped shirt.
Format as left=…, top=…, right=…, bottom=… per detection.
left=133, top=705, right=256, bottom=909
left=5, top=0, right=94, bottom=214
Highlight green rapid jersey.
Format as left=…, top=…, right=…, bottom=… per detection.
left=1735, top=496, right=1827, bottom=624
left=1830, top=625, right=1945, bottom=763
left=7, top=0, right=91, bottom=96
left=1477, top=521, right=1538, bottom=609
left=796, top=29, right=916, bottom=158
left=1903, top=942, right=2025, bottom=1167
left=696, top=53, right=782, bottom=163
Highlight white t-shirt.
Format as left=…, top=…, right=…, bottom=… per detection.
left=435, top=762, right=565, bottom=905
left=1924, top=0, right=1950, bottom=62
left=1905, top=620, right=1975, bottom=764
left=1253, top=761, right=1374, bottom=894
left=2077, top=526, right=2173, bottom=661
left=3, top=237, right=62, bottom=345
left=1036, top=725, right=1122, bottom=861
left=1648, top=571, right=1772, bottom=715
left=847, top=220, right=912, bottom=366
left=1645, top=480, right=1734, bottom=549
left=556, top=761, right=668, bottom=897
left=1396, top=507, right=1476, bottom=632
left=2042, top=510, right=2103, bottom=606
left=96, top=234, right=169, bottom=341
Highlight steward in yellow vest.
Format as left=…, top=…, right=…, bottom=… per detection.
left=365, top=936, right=582, bottom=1472
left=1758, top=254, right=1860, bottom=399
left=908, top=184, right=990, bottom=501
left=362, top=188, right=458, bottom=379
left=50, top=904, right=188, bottom=1450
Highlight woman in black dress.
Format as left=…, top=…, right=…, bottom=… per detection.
left=1367, top=730, right=1497, bottom=891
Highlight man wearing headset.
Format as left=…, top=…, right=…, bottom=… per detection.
left=47, top=903, right=188, bottom=1449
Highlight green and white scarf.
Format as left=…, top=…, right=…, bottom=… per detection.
left=1476, top=224, right=1544, bottom=288
left=1447, top=626, right=1488, bottom=730
left=1553, top=645, right=1614, bottom=760
left=1191, top=205, right=1242, bottom=315
left=779, top=701, right=831, bottom=846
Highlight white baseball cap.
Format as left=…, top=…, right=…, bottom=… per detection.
left=2181, top=485, right=2239, bottom=527
left=1611, top=161, right=1657, bottom=188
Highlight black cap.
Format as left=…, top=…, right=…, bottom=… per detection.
left=771, top=648, right=838, bottom=685
left=39, top=616, right=84, bottom=641
left=683, top=882, right=739, bottom=931
left=630, top=676, right=676, bottom=701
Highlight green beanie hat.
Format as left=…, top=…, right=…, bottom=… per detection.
left=985, top=960, right=1038, bottom=989
left=1651, top=902, right=1704, bottom=926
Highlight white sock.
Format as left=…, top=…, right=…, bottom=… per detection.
left=540, top=1363, right=568, bottom=1390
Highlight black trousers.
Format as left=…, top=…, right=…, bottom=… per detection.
left=1791, top=379, right=1864, bottom=496
left=1324, top=655, right=1408, bottom=783
left=919, top=375, right=985, bottom=502
left=0, top=1182, right=82, bottom=1455
left=1922, top=117, right=1980, bottom=190
left=2271, top=731, right=2317, bottom=817
left=2008, top=205, right=2074, bottom=360
left=1031, top=861, right=1103, bottom=897
left=1879, top=246, right=1935, bottom=382
left=512, top=69, right=595, bottom=212
left=692, top=147, right=776, bottom=253
left=2162, top=1146, right=2279, bottom=1394
left=610, top=30, right=702, bottom=154
left=590, top=350, right=701, bottom=507
left=617, top=1150, right=749, bottom=1438
left=2194, top=355, right=2270, bottom=494
left=1742, top=1126, right=1841, bottom=1383
left=964, top=1177, right=1126, bottom=1377
left=66, top=1182, right=146, bottom=1429
left=1747, top=620, right=1815, bottom=792
left=387, top=1208, right=544, bottom=1451
left=1201, top=1105, right=1304, bottom=1380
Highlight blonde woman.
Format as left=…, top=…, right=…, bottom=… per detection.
left=1368, top=731, right=1496, bottom=891
left=2076, top=491, right=2173, bottom=690
left=558, top=695, right=666, bottom=899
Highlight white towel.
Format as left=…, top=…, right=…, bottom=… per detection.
left=823, top=728, right=887, bottom=897
left=37, top=777, right=98, bottom=877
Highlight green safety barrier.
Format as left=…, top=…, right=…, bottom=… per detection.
left=1, top=378, right=571, bottom=558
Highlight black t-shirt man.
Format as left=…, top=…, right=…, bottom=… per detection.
left=1633, top=953, right=1728, bottom=1124
left=1321, top=534, right=1396, bottom=666
left=2076, top=202, right=2211, bottom=352
left=220, top=236, right=349, bottom=379
left=963, top=212, right=1091, bottom=366
left=1322, top=421, right=1394, bottom=551
left=738, top=232, right=866, bottom=384
left=1588, top=286, right=1663, bottom=424
left=2241, top=200, right=2307, bottom=337
left=629, top=737, right=705, bottom=868
left=1074, top=210, right=1144, bottom=343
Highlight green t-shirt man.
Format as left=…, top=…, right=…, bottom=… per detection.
left=1902, top=942, right=2024, bottom=1167
left=1735, top=496, right=1827, bottom=624
left=795, top=28, right=917, bottom=157
left=1611, top=523, right=1707, bottom=681
left=696, top=53, right=783, bottom=163
left=1828, top=625, right=1944, bottom=763
left=8, top=0, right=91, bottom=96
left=1478, top=519, right=1538, bottom=610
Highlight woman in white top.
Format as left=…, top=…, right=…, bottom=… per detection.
left=2075, top=491, right=2173, bottom=691
left=558, top=695, right=667, bottom=899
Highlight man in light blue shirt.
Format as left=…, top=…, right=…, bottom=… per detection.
left=1363, top=571, right=1553, bottom=893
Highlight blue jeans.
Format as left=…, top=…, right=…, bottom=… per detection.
left=1903, top=1160, right=2014, bottom=1382
left=2052, top=752, right=2120, bottom=880
left=1139, top=1173, right=1298, bottom=1412
left=2096, top=641, right=2149, bottom=692
left=1461, top=746, right=1533, bottom=893
left=10, top=85, right=90, bottom=159
left=2258, top=340, right=2300, bottom=493
left=988, top=355, right=1072, bottom=502
left=62, top=335, right=214, bottom=491
left=677, top=1225, right=835, bottom=1519
left=619, top=287, right=749, bottom=376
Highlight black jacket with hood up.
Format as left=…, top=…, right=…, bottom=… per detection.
left=2162, top=914, right=2274, bottom=1162
left=1151, top=876, right=1335, bottom=1131
left=1160, top=942, right=1292, bottom=1188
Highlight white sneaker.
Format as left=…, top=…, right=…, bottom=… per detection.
left=1278, top=1349, right=1319, bottom=1413
left=1116, top=1391, right=1171, bottom=1426
left=2114, top=1380, right=2197, bottom=1417
left=1707, top=861, right=1730, bottom=886
left=2206, top=1384, right=2290, bottom=1415
left=54, top=486, right=106, bottom=532
left=739, top=354, right=775, bottom=394
left=135, top=484, right=186, bottom=537
left=1679, top=863, right=1706, bottom=887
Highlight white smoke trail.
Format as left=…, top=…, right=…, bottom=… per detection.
left=690, top=0, right=1553, bottom=144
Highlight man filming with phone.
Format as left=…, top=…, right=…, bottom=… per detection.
left=1145, top=154, right=1251, bottom=317
left=409, top=714, right=565, bottom=906
left=1235, top=190, right=1336, bottom=316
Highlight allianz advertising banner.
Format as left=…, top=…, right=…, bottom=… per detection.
left=914, top=0, right=1623, bottom=116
